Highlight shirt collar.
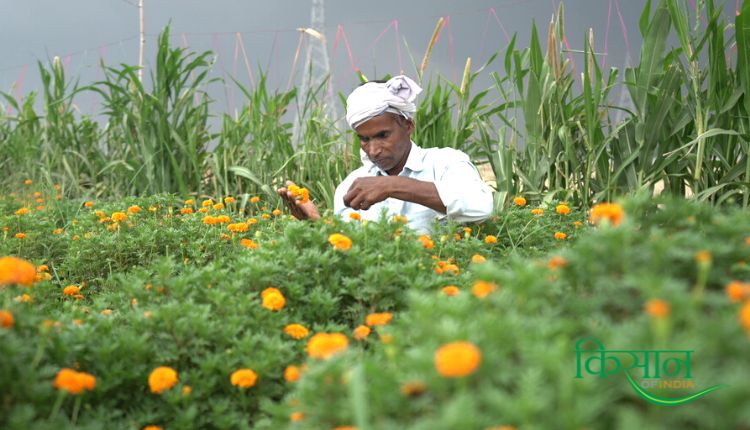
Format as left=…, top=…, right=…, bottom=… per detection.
left=368, top=141, right=425, bottom=176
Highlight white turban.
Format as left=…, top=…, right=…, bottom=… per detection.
left=345, top=75, right=422, bottom=130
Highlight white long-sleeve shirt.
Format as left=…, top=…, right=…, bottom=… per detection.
left=333, top=142, right=494, bottom=233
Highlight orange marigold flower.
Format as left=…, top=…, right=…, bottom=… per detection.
left=589, top=202, right=624, bottom=226
left=198, top=207, right=208, bottom=213
left=203, top=215, right=217, bottom=225
left=250, top=196, right=261, bottom=204
left=329, top=233, right=352, bottom=251
left=513, top=196, right=527, bottom=207
left=213, top=203, right=225, bottom=211
left=695, top=250, right=712, bottom=264
left=554, top=232, right=567, bottom=240
left=72, top=235, right=80, bottom=241
left=224, top=196, right=235, bottom=204
left=53, top=228, right=64, bottom=234
left=306, top=333, right=349, bottom=359
left=63, top=285, right=81, bottom=296
left=127, top=205, right=141, bottom=214
left=15, top=293, right=32, bottom=303
left=100, top=309, right=113, bottom=316
left=530, top=208, right=544, bottom=216
left=53, top=368, right=96, bottom=394
left=645, top=299, right=671, bottom=319
left=556, top=204, right=571, bottom=215
left=261, top=213, right=271, bottom=220
left=441, top=285, right=460, bottom=296
left=111, top=212, right=127, bottom=222
left=284, top=365, right=301, bottom=382
left=740, top=301, right=750, bottom=333
left=37, top=264, right=48, bottom=272
left=353, top=325, right=371, bottom=340
left=94, top=210, right=105, bottom=218
left=0, top=256, right=37, bottom=286
left=15, top=207, right=29, bottom=215
left=15, top=233, right=27, bottom=239
left=261, top=287, right=286, bottom=311
left=365, top=312, right=393, bottom=327
left=548, top=256, right=568, bottom=270
left=143, top=426, right=163, bottom=430
left=148, top=366, right=178, bottom=394
left=745, top=236, right=750, bottom=246
left=574, top=221, right=584, bottom=228
left=0, top=310, right=14, bottom=328
left=288, top=184, right=311, bottom=203
left=182, top=385, right=192, bottom=395
left=180, top=207, right=193, bottom=215
left=725, top=281, right=750, bottom=303
left=349, top=212, right=361, bottom=221
left=228, top=222, right=249, bottom=233
left=471, top=254, right=487, bottom=264
left=24, top=179, right=33, bottom=185
left=272, top=209, right=282, bottom=216
left=284, top=324, right=309, bottom=339
left=472, top=280, right=497, bottom=299
left=392, top=215, right=408, bottom=224
left=246, top=218, right=258, bottom=225
left=230, top=368, right=258, bottom=389
left=484, top=235, right=498, bottom=244
left=290, top=411, right=304, bottom=422
left=184, top=199, right=194, bottom=205
left=435, top=341, right=482, bottom=378
left=418, top=235, right=434, bottom=249
left=202, top=199, right=214, bottom=207
left=240, top=238, right=259, bottom=249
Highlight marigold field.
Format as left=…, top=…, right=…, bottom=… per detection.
left=1, top=187, right=750, bottom=429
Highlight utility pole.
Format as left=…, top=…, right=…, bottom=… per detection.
left=292, top=0, right=339, bottom=148
left=138, top=0, right=145, bottom=83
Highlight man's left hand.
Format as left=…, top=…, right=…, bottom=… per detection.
left=343, top=177, right=392, bottom=211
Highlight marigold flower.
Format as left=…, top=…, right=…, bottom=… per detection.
left=329, top=233, right=353, bottom=251
left=182, top=385, right=192, bottom=395
left=400, top=381, right=427, bottom=397
left=353, top=325, right=371, bottom=340
left=695, top=250, right=712, bottom=264
left=0, top=310, right=14, bottom=328
left=740, top=301, right=750, bottom=334
left=471, top=254, right=487, bottom=264
left=645, top=299, right=670, bottom=318
left=554, top=232, right=567, bottom=240
left=513, top=196, right=527, bottom=207
left=288, top=184, right=311, bottom=203
left=240, top=238, right=259, bottom=249
left=284, top=365, right=301, bottom=382
left=272, top=209, right=282, bottom=216
left=261, top=287, right=285, bottom=311
left=306, top=332, right=349, bottom=359
left=100, top=309, right=113, bottom=316
left=556, top=204, right=571, bottom=215
left=290, top=412, right=304, bottom=422
left=365, top=312, right=393, bottom=327
left=379, top=333, right=393, bottom=344
left=589, top=202, right=624, bottom=226
left=745, top=236, right=750, bottom=246
left=53, top=368, right=96, bottom=394
left=250, top=196, right=260, bottom=204
left=148, top=366, right=178, bottom=394
left=127, top=205, right=141, bottom=214
left=349, top=212, right=361, bottom=221
left=418, top=235, right=434, bottom=249
left=24, top=179, right=33, bottom=185
left=72, top=235, right=80, bottom=241
left=213, top=203, right=225, bottom=211
left=63, top=285, right=81, bottom=296
left=574, top=221, right=584, bottom=228
left=0, top=256, right=37, bottom=286
left=484, top=235, right=498, bottom=244
left=180, top=207, right=193, bottom=215
left=15, top=207, right=29, bottom=215
left=228, top=222, right=249, bottom=233
left=548, top=256, right=568, bottom=270
left=216, top=215, right=231, bottom=224
left=230, top=368, right=258, bottom=388
left=111, top=212, right=127, bottom=222
left=202, top=199, right=214, bottom=207
left=15, top=233, right=27, bottom=239
left=392, top=215, right=408, bottom=224
left=15, top=293, right=32, bottom=303
left=198, top=207, right=208, bottom=213
left=184, top=199, right=194, bottom=205
left=725, top=281, right=750, bottom=303
left=284, top=324, right=309, bottom=339
left=143, top=426, right=162, bottom=430
left=53, top=228, right=64, bottom=234
left=435, top=341, right=482, bottom=378
left=442, top=285, right=460, bottom=296
left=472, top=280, right=497, bottom=299
left=224, top=196, right=235, bottom=204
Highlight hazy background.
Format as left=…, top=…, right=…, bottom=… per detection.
left=0, top=0, right=739, bottom=116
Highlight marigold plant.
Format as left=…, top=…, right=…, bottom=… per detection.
left=589, top=202, right=624, bottom=226
left=53, top=368, right=96, bottom=394
left=0, top=256, right=37, bottom=286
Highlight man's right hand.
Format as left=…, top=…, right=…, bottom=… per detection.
left=276, top=180, right=321, bottom=220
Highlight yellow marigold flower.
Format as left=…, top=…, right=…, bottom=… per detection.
left=349, top=212, right=361, bottom=221
left=182, top=385, right=192, bottom=395
left=589, top=202, right=624, bottom=226
left=284, top=324, right=309, bottom=339
left=513, top=196, right=527, bottom=207
left=290, top=411, right=304, bottom=422
left=111, top=212, right=127, bottom=222
left=528, top=208, right=543, bottom=217
left=400, top=381, right=427, bottom=397
left=484, top=235, right=498, bottom=244
left=53, top=368, right=96, bottom=394
left=435, top=341, right=482, bottom=378
left=148, top=366, right=178, bottom=394
left=240, top=238, right=259, bottom=249
left=306, top=333, right=349, bottom=359
left=15, top=293, right=32, bottom=303
left=24, top=179, right=33, bottom=185
left=15, top=233, right=27, bottom=239
left=0, top=310, right=14, bottom=328
left=127, top=205, right=141, bottom=214
left=353, top=325, right=371, bottom=340
left=554, top=232, right=567, bottom=240
left=100, top=309, right=113, bottom=316
left=184, top=199, right=194, bottom=205
left=695, top=250, right=712, bottom=264
left=645, top=299, right=671, bottom=318
left=259, top=213, right=269, bottom=220
left=328, top=233, right=353, bottom=251
left=261, top=287, right=285, bottom=311
left=246, top=217, right=258, bottom=225
left=224, top=196, right=235, bottom=204
left=213, top=203, right=225, bottom=211
left=472, top=280, right=497, bottom=299
left=180, top=207, right=193, bottom=215
left=392, top=215, right=408, bottom=224
left=284, top=365, right=301, bottom=382
left=202, top=199, right=214, bottom=207
left=366, top=312, right=393, bottom=327
left=230, top=368, right=258, bottom=388
left=15, top=207, right=29, bottom=215
left=740, top=301, right=750, bottom=334
left=203, top=215, right=216, bottom=225
left=0, top=256, right=37, bottom=286
left=288, top=184, right=311, bottom=203
left=574, top=221, right=584, bottom=228
left=556, top=204, right=571, bottom=215
left=333, top=426, right=358, bottom=430
left=418, top=234, right=434, bottom=249
left=198, top=207, right=208, bottom=213
left=725, top=281, right=750, bottom=303
left=228, top=222, right=249, bottom=233
left=471, top=254, right=487, bottom=264
left=250, top=196, right=260, bottom=204
left=37, top=264, right=48, bottom=273
left=53, top=228, right=64, bottom=234
left=442, top=285, right=460, bottom=296
left=272, top=209, right=282, bottom=216
left=548, top=256, right=568, bottom=270
left=94, top=210, right=105, bottom=218
left=63, top=285, right=81, bottom=296
left=72, top=235, right=80, bottom=241
left=143, top=426, right=162, bottom=430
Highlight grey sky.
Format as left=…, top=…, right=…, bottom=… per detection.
left=0, top=0, right=735, bottom=115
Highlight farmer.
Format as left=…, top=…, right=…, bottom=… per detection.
left=278, top=75, right=493, bottom=233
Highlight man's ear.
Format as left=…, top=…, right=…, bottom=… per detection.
left=404, top=118, right=415, bottom=135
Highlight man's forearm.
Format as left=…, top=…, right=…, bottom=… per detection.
left=387, top=176, right=447, bottom=214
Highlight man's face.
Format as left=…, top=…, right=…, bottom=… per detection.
left=355, top=112, right=414, bottom=175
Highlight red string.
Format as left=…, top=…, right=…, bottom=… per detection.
left=212, top=33, right=233, bottom=113
left=446, top=16, right=456, bottom=83
left=394, top=19, right=403, bottom=74
left=478, top=9, right=492, bottom=62
left=287, top=31, right=305, bottom=91
left=614, top=0, right=633, bottom=63
left=16, top=64, right=28, bottom=107
left=338, top=25, right=358, bottom=72
left=356, top=20, right=393, bottom=67
left=489, top=7, right=512, bottom=43
left=603, top=0, right=613, bottom=69
left=236, top=33, right=256, bottom=87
